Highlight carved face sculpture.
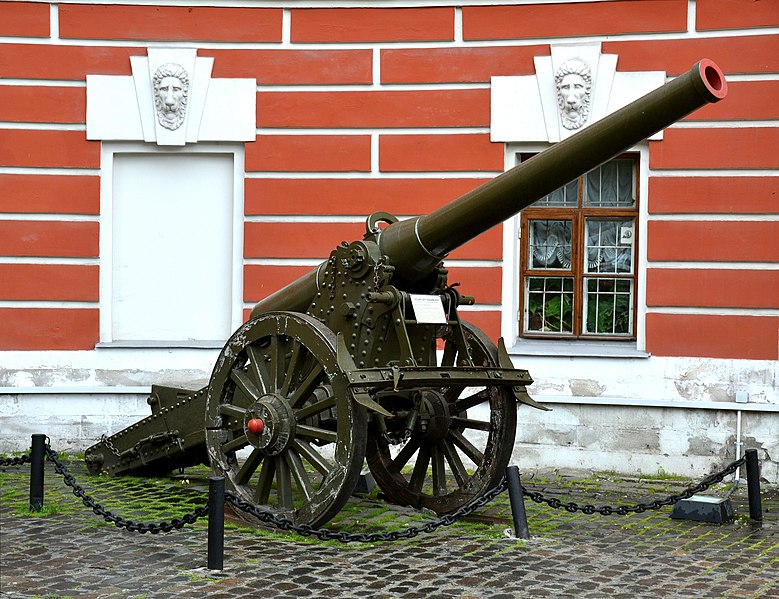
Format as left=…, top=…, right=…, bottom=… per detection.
left=555, top=60, right=592, bottom=130
left=153, top=63, right=189, bottom=131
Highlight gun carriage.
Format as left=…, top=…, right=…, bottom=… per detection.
left=85, top=60, right=727, bottom=528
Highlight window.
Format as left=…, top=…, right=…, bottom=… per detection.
left=519, top=154, right=638, bottom=339
left=101, top=145, right=244, bottom=346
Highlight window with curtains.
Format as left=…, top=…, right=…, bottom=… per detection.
left=518, top=154, right=638, bottom=339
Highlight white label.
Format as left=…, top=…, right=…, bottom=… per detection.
left=410, top=294, right=447, bottom=324
left=686, top=495, right=724, bottom=504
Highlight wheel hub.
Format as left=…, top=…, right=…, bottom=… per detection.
left=415, top=390, right=451, bottom=443
left=244, top=394, right=296, bottom=456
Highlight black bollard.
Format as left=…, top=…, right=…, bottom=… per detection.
left=208, top=476, right=225, bottom=570
left=745, top=449, right=762, bottom=521
left=29, top=434, right=46, bottom=512
left=506, top=465, right=530, bottom=540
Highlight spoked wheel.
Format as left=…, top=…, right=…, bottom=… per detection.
left=206, top=312, right=367, bottom=528
left=366, top=322, right=517, bottom=514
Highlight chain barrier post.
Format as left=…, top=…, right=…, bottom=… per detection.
left=208, top=476, right=225, bottom=570
left=745, top=449, right=762, bottom=521
left=29, top=434, right=46, bottom=512
left=505, top=466, right=530, bottom=540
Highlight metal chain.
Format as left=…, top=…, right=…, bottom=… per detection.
left=226, top=478, right=509, bottom=544
left=0, top=453, right=31, bottom=468
left=225, top=455, right=746, bottom=541
left=8, top=440, right=750, bottom=540
left=44, top=444, right=209, bottom=534
left=373, top=257, right=385, bottom=292
left=99, top=433, right=122, bottom=458
left=521, top=455, right=747, bottom=516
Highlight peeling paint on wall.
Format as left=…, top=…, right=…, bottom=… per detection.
left=569, top=379, right=606, bottom=397
left=0, top=367, right=210, bottom=388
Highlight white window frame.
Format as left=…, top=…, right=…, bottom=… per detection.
left=98, top=141, right=245, bottom=347
left=501, top=143, right=650, bottom=357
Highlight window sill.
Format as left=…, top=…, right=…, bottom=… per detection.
left=96, top=340, right=225, bottom=349
left=508, top=338, right=649, bottom=359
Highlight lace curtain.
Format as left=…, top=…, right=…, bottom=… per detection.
left=530, top=220, right=571, bottom=269
left=585, top=220, right=633, bottom=273
left=530, top=160, right=635, bottom=272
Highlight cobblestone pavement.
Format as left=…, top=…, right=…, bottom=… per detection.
left=1, top=456, right=777, bottom=599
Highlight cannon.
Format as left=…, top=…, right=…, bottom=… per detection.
left=85, top=60, right=727, bottom=527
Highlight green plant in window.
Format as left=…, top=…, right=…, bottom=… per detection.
left=528, top=292, right=573, bottom=333
left=614, top=294, right=631, bottom=333
left=587, top=284, right=631, bottom=334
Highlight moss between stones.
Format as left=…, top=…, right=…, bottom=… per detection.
left=2, top=454, right=776, bottom=554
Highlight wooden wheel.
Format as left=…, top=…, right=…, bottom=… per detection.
left=206, top=312, right=367, bottom=528
left=366, top=322, right=517, bottom=514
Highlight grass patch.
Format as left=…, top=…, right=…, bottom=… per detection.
left=639, top=467, right=690, bottom=482
left=1, top=458, right=210, bottom=529
left=15, top=501, right=71, bottom=517
left=179, top=569, right=225, bottom=584
left=556, top=476, right=603, bottom=491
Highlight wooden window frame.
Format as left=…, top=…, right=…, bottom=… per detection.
left=518, top=153, right=640, bottom=341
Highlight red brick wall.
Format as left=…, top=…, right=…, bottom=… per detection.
left=639, top=4, right=779, bottom=359
left=0, top=1, right=776, bottom=358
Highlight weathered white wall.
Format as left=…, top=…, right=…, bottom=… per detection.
left=3, top=351, right=776, bottom=483
left=512, top=404, right=778, bottom=483
left=508, top=354, right=778, bottom=482
left=0, top=347, right=218, bottom=453
left=2, top=393, right=151, bottom=455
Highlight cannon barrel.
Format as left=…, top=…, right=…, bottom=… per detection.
left=252, top=59, right=726, bottom=317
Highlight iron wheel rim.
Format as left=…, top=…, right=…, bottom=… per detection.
left=366, top=321, right=517, bottom=514
left=206, top=312, right=367, bottom=527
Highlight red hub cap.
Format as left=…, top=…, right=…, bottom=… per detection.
left=247, top=418, right=265, bottom=434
